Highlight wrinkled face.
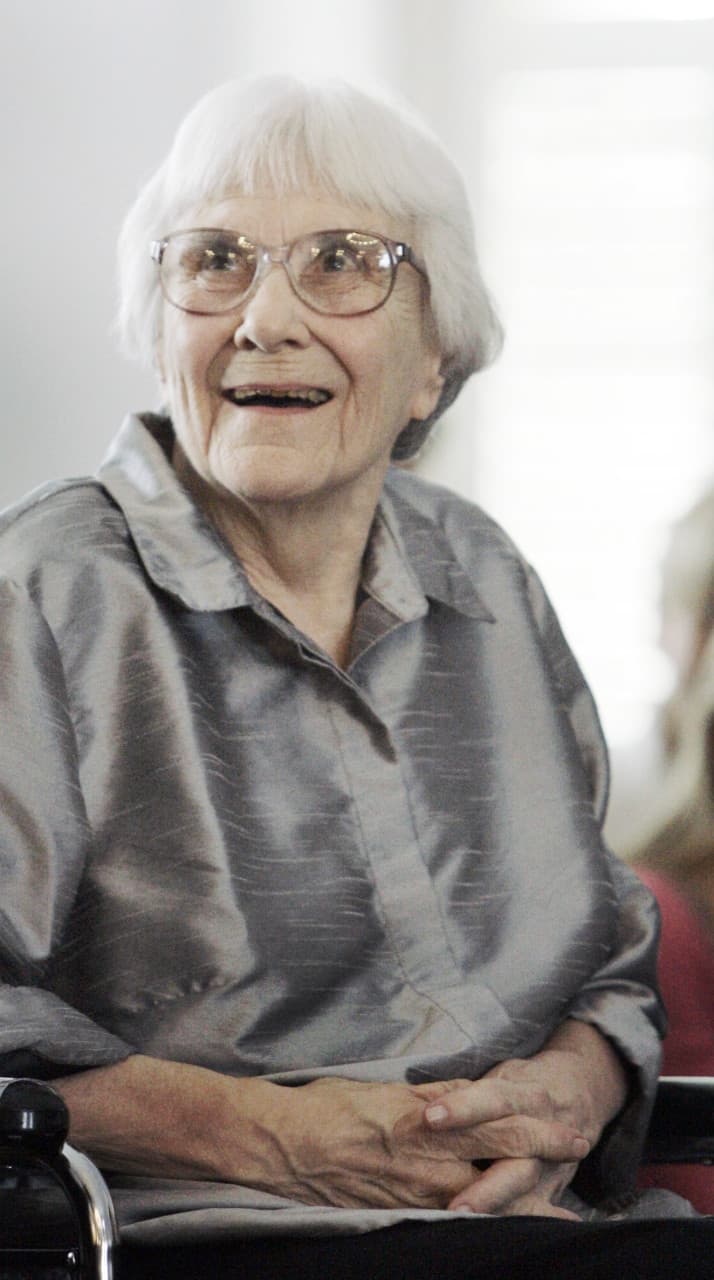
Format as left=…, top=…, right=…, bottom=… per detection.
left=156, top=190, right=444, bottom=511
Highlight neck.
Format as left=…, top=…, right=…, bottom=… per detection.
left=175, top=451, right=388, bottom=667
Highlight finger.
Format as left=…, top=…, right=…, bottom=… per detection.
left=424, top=1078, right=555, bottom=1129
left=448, top=1159, right=581, bottom=1219
left=449, top=1157, right=540, bottom=1213
left=425, top=1110, right=589, bottom=1165
left=510, top=1200, right=582, bottom=1221
left=409, top=1079, right=475, bottom=1106
left=423, top=1078, right=590, bottom=1159
left=463, top=1114, right=589, bottom=1163
left=453, top=1195, right=581, bottom=1221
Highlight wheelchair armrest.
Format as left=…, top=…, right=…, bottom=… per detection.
left=644, top=1076, right=714, bottom=1165
left=0, top=1079, right=118, bottom=1279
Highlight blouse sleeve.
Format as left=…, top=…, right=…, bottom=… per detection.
left=526, top=563, right=665, bottom=1197
left=0, top=576, right=133, bottom=1077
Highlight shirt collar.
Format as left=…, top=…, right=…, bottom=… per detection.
left=98, top=413, right=257, bottom=612
left=98, top=413, right=492, bottom=623
left=378, top=478, right=494, bottom=622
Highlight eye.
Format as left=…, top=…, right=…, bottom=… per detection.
left=306, top=233, right=393, bottom=283
left=195, top=242, right=245, bottom=274
left=202, top=247, right=237, bottom=272
left=172, top=235, right=258, bottom=300
left=315, top=243, right=362, bottom=274
left=177, top=236, right=255, bottom=279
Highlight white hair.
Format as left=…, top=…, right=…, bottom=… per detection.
left=116, top=75, right=503, bottom=458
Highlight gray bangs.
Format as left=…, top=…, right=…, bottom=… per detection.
left=164, top=77, right=452, bottom=227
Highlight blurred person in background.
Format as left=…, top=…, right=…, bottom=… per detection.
left=614, top=487, right=714, bottom=1212
left=606, top=487, right=714, bottom=852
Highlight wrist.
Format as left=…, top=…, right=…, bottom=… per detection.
left=54, top=1055, right=293, bottom=1188
left=486, top=1021, right=628, bottom=1148
left=540, top=1020, right=628, bottom=1143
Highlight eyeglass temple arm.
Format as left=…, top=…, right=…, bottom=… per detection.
left=394, top=242, right=427, bottom=279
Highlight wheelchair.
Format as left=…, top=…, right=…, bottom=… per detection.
left=0, top=1076, right=712, bottom=1279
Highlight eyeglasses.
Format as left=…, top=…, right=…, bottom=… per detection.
left=150, top=227, right=426, bottom=318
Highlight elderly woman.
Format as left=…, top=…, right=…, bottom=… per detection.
left=0, top=76, right=707, bottom=1276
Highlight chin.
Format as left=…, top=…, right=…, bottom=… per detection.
left=216, top=455, right=325, bottom=507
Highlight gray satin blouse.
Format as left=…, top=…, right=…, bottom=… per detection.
left=0, top=413, right=665, bottom=1234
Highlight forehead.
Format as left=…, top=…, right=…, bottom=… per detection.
left=175, top=189, right=411, bottom=246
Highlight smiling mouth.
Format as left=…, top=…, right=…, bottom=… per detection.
left=222, top=386, right=333, bottom=409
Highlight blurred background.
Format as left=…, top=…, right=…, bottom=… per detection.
left=3, top=0, right=714, bottom=781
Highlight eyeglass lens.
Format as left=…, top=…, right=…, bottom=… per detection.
left=160, top=230, right=396, bottom=316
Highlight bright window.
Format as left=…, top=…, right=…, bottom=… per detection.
left=422, top=59, right=714, bottom=751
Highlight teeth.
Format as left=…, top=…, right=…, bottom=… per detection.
left=226, top=387, right=330, bottom=406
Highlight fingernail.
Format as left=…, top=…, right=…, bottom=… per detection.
left=425, top=1104, right=448, bottom=1124
left=451, top=1202, right=475, bottom=1214
left=573, top=1138, right=590, bottom=1158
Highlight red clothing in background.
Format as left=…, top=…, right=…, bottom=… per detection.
left=636, top=867, right=714, bottom=1213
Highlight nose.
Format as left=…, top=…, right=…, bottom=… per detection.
left=231, top=260, right=311, bottom=353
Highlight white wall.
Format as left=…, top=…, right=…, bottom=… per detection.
left=2, top=1, right=241, bottom=497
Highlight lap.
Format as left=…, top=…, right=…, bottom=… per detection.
left=120, top=1215, right=714, bottom=1280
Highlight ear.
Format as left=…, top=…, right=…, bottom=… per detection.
left=409, top=352, right=445, bottom=422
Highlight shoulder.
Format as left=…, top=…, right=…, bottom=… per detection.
left=383, top=469, right=609, bottom=810
left=384, top=466, right=527, bottom=568
left=0, top=478, right=131, bottom=587
left=384, top=466, right=553, bottom=632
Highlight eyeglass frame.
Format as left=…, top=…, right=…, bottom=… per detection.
left=149, top=227, right=428, bottom=318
